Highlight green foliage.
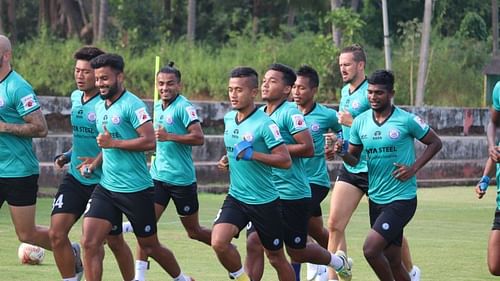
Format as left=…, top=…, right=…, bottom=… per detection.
left=457, top=12, right=488, bottom=41
left=326, top=7, right=366, bottom=45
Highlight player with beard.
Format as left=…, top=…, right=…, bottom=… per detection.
left=122, top=62, right=211, bottom=281
left=49, top=47, right=134, bottom=281
left=326, top=44, right=420, bottom=281
left=334, top=70, right=441, bottom=281
left=80, top=53, right=194, bottom=281
left=245, top=63, right=352, bottom=281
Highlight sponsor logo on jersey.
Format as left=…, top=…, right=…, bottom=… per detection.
left=21, top=94, right=37, bottom=111
left=186, top=106, right=199, bottom=121
left=135, top=107, right=151, bottom=125
left=311, top=122, right=320, bottom=132
left=111, top=115, right=121, bottom=125
left=351, top=99, right=360, bottom=110
left=165, top=114, right=173, bottom=124
left=373, top=130, right=382, bottom=140
left=243, top=132, right=254, bottom=142
left=389, top=128, right=400, bottom=139
left=413, top=115, right=429, bottom=130
left=292, top=114, right=307, bottom=130
left=269, top=124, right=282, bottom=141
left=87, top=112, right=96, bottom=123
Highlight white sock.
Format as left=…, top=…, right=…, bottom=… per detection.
left=62, top=277, right=78, bottom=281
left=329, top=253, right=343, bottom=270
left=122, top=221, right=134, bottom=233
left=134, top=260, right=149, bottom=281
left=173, top=272, right=190, bottom=281
left=229, top=267, right=245, bottom=279
left=328, top=280, right=339, bottom=281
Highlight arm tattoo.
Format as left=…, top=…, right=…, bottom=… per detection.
left=1, top=109, right=48, bottom=137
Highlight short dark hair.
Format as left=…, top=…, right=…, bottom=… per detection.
left=90, top=53, right=124, bottom=72
left=158, top=61, right=181, bottom=82
left=229, top=67, right=259, bottom=89
left=368, top=69, right=394, bottom=91
left=340, top=44, right=366, bottom=63
left=296, top=65, right=319, bottom=88
left=268, top=63, right=296, bottom=86
left=73, top=46, right=105, bottom=61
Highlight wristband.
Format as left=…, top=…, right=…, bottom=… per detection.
left=479, top=175, right=490, bottom=192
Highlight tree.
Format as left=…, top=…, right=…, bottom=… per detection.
left=0, top=0, right=4, bottom=34
left=187, top=0, right=196, bottom=42
left=7, top=0, right=17, bottom=42
left=97, top=0, right=108, bottom=42
left=330, top=0, right=342, bottom=47
left=416, top=0, right=432, bottom=106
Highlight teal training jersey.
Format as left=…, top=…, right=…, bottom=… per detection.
left=339, top=79, right=370, bottom=173
left=69, top=90, right=102, bottom=185
left=150, top=95, right=199, bottom=185
left=301, top=103, right=342, bottom=188
left=492, top=81, right=500, bottom=111
left=350, top=107, right=430, bottom=204
left=224, top=108, right=283, bottom=204
left=95, top=91, right=153, bottom=192
left=0, top=70, right=40, bottom=177
left=262, top=101, right=311, bottom=200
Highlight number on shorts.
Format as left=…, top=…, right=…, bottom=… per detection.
left=52, top=194, right=64, bottom=210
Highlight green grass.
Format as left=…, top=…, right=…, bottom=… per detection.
left=0, top=187, right=497, bottom=280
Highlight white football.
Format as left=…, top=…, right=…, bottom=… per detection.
left=18, top=243, right=45, bottom=265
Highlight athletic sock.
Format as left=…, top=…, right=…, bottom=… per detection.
left=173, top=272, right=190, bottom=281
left=229, top=268, right=250, bottom=281
left=134, top=260, right=149, bottom=281
left=292, top=262, right=301, bottom=281
left=329, top=253, right=343, bottom=270
left=62, top=277, right=78, bottom=281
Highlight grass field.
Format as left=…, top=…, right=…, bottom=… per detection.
left=0, top=187, right=497, bottom=281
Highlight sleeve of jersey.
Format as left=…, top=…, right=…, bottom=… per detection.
left=181, top=104, right=200, bottom=128
left=287, top=107, right=308, bottom=135
left=493, top=82, right=500, bottom=111
left=262, top=120, right=284, bottom=150
left=130, top=99, right=152, bottom=129
left=14, top=85, right=40, bottom=117
left=349, top=118, right=362, bottom=145
left=327, top=107, right=342, bottom=133
left=407, top=113, right=430, bottom=140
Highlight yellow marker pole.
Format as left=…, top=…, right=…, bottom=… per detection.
left=152, top=56, right=161, bottom=163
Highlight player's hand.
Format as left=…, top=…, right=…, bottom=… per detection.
left=76, top=157, right=95, bottom=178
left=155, top=125, right=169, bottom=142
left=337, top=110, right=353, bottom=127
left=217, top=155, right=229, bottom=171
left=323, top=133, right=336, bottom=160
left=96, top=125, right=114, bottom=148
left=489, top=146, right=500, bottom=162
left=392, top=163, right=416, bottom=181
left=53, top=151, right=71, bottom=169
left=475, top=176, right=490, bottom=199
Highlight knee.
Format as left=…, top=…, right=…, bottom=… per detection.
left=48, top=228, right=67, bottom=247
left=363, top=243, right=379, bottom=261
left=106, top=236, right=126, bottom=251
left=186, top=227, right=201, bottom=241
left=211, top=237, right=230, bottom=254
left=327, top=217, right=344, bottom=233
left=81, top=234, right=101, bottom=252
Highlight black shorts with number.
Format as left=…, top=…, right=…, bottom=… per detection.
left=492, top=209, right=500, bottom=230
left=0, top=174, right=39, bottom=208
left=84, top=185, right=157, bottom=237
left=337, top=165, right=369, bottom=194
left=214, top=194, right=285, bottom=251
left=51, top=173, right=95, bottom=219
left=310, top=183, right=330, bottom=217
left=369, top=197, right=417, bottom=247
left=153, top=179, right=199, bottom=216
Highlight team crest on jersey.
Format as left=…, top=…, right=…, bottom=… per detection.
left=389, top=129, right=400, bottom=140
left=310, top=122, right=320, bottom=132
left=351, top=99, right=360, bottom=110
left=87, top=112, right=96, bottom=123
left=413, top=115, right=429, bottom=130
left=165, top=114, right=173, bottom=124
left=21, top=94, right=37, bottom=111
left=243, top=132, right=254, bottom=142
left=111, top=115, right=121, bottom=125
left=135, top=107, right=151, bottom=125
left=291, top=114, right=307, bottom=129
left=0, top=97, right=4, bottom=108
left=185, top=106, right=198, bottom=121
left=269, top=124, right=282, bottom=141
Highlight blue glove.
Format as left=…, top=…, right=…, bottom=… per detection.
left=234, top=140, right=253, bottom=161
left=53, top=150, right=72, bottom=164
left=479, top=175, right=490, bottom=192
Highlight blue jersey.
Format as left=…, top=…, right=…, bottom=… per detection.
left=95, top=91, right=153, bottom=192
left=301, top=103, right=342, bottom=188
left=69, top=90, right=102, bottom=185
left=339, top=79, right=370, bottom=173
left=350, top=107, right=430, bottom=204
left=150, top=95, right=199, bottom=185
left=0, top=70, right=40, bottom=177
left=224, top=108, right=283, bottom=204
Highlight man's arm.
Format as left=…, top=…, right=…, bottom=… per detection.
left=251, top=143, right=292, bottom=169
left=287, top=130, right=314, bottom=158
left=97, top=122, right=156, bottom=152
left=155, top=122, right=204, bottom=146
left=0, top=109, right=48, bottom=137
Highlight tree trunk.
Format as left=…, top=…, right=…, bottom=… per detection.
left=330, top=0, right=342, bottom=48
left=286, top=5, right=296, bottom=40
left=97, top=0, right=108, bottom=42
left=493, top=0, right=498, bottom=56
left=49, top=0, right=59, bottom=33
left=0, top=0, right=4, bottom=34
left=60, top=0, right=84, bottom=38
left=351, top=0, right=360, bottom=11
left=252, top=0, right=260, bottom=40
left=164, top=0, right=171, bottom=18
left=187, top=0, right=196, bottom=42
left=415, top=0, right=433, bottom=106
left=92, top=0, right=99, bottom=43
left=38, top=0, right=50, bottom=30
left=7, top=0, right=17, bottom=42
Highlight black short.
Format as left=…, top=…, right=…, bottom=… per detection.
left=280, top=198, right=311, bottom=249
left=492, top=210, right=500, bottom=230
left=214, top=195, right=284, bottom=251
left=369, top=198, right=417, bottom=247
left=309, top=183, right=329, bottom=217
left=0, top=174, right=39, bottom=208
left=153, top=180, right=199, bottom=216
left=51, top=174, right=95, bottom=219
left=337, top=165, right=368, bottom=194
left=84, top=185, right=157, bottom=237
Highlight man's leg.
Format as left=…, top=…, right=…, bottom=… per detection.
left=384, top=244, right=410, bottom=281
left=212, top=223, right=245, bottom=273
left=106, top=234, right=135, bottom=281
left=363, top=229, right=394, bottom=281
left=264, top=248, right=295, bottom=281
left=136, top=234, right=185, bottom=278
left=401, top=236, right=420, bottom=280
left=488, top=229, right=500, bottom=275
left=49, top=213, right=78, bottom=278
left=81, top=217, right=112, bottom=281
left=245, top=230, right=265, bottom=281
left=180, top=211, right=212, bottom=245
left=10, top=204, right=51, bottom=249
